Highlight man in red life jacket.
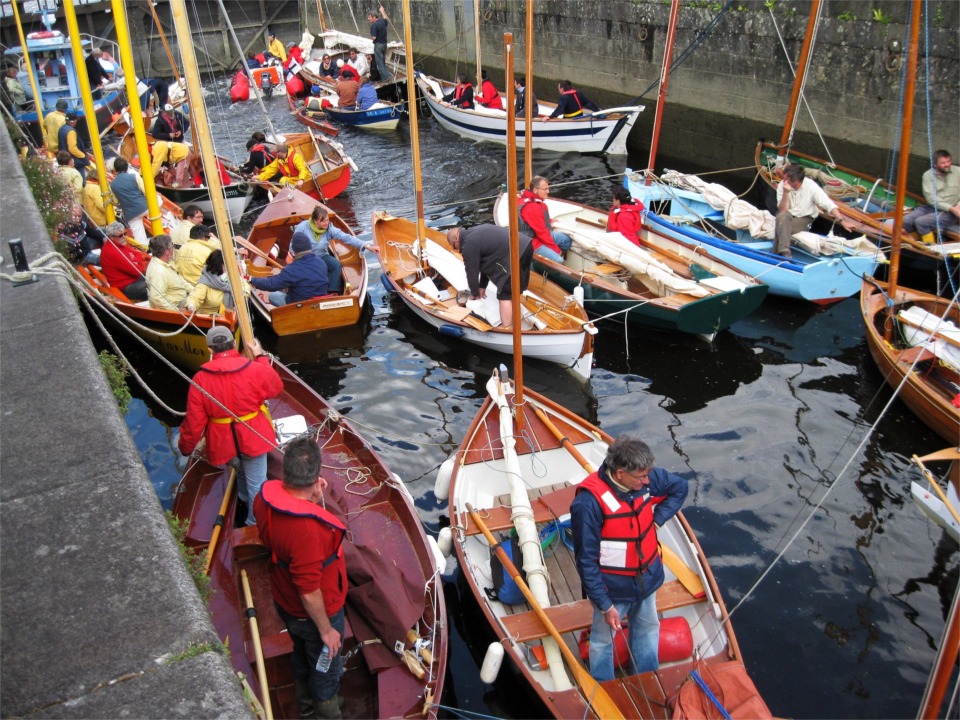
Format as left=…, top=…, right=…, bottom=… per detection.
left=518, top=175, right=572, bottom=262
left=607, top=186, right=644, bottom=246
left=257, top=142, right=311, bottom=189
left=178, top=327, right=283, bottom=526
left=255, top=437, right=348, bottom=720
left=570, top=436, right=688, bottom=680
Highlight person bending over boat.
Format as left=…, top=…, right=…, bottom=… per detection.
left=901, top=149, right=960, bottom=241
left=446, top=223, right=533, bottom=329
left=293, top=205, right=379, bottom=294
left=547, top=79, right=599, bottom=119
left=150, top=104, right=191, bottom=181
left=145, top=234, right=193, bottom=310
left=442, top=73, right=474, bottom=109
left=99, top=221, right=149, bottom=301
left=607, top=186, right=643, bottom=245
left=236, top=132, right=275, bottom=176
left=518, top=176, right=572, bottom=262
left=178, top=326, right=282, bottom=527
left=109, top=157, right=150, bottom=249
left=776, top=163, right=855, bottom=258
left=185, top=251, right=240, bottom=315
left=255, top=436, right=348, bottom=720
left=334, top=68, right=360, bottom=107
left=476, top=70, right=503, bottom=110
left=257, top=143, right=311, bottom=190
left=84, top=48, right=108, bottom=96
left=249, top=232, right=329, bottom=307
left=571, top=435, right=688, bottom=680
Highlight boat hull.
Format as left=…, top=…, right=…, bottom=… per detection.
left=324, top=103, right=403, bottom=130
left=416, top=74, right=642, bottom=155
left=860, top=279, right=960, bottom=443
left=172, top=362, right=447, bottom=719
left=159, top=182, right=253, bottom=223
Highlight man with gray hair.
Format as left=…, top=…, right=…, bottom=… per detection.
left=145, top=234, right=193, bottom=310
left=99, top=222, right=150, bottom=301
left=571, top=435, right=688, bottom=680
left=178, top=326, right=282, bottom=526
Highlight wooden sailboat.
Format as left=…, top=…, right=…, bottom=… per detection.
left=167, top=3, right=446, bottom=717
left=860, top=0, right=960, bottom=445
left=243, top=186, right=369, bottom=336
left=444, top=28, right=770, bottom=720
left=372, top=4, right=597, bottom=381
left=492, top=192, right=768, bottom=339
left=909, top=448, right=959, bottom=544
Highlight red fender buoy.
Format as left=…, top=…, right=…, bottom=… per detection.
left=230, top=70, right=249, bottom=103
left=578, top=615, right=693, bottom=668
left=285, top=75, right=304, bottom=97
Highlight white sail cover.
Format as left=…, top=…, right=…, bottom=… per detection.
left=661, top=169, right=776, bottom=239
left=898, top=306, right=960, bottom=372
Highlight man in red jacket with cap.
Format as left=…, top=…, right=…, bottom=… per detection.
left=178, top=326, right=283, bottom=525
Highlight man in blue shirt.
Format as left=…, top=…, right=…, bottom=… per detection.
left=367, top=7, right=392, bottom=82
left=571, top=436, right=688, bottom=680
left=250, top=233, right=328, bottom=306
left=292, top=206, right=379, bottom=293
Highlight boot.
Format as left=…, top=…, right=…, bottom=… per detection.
left=314, top=696, right=342, bottom=720
left=293, top=679, right=316, bottom=719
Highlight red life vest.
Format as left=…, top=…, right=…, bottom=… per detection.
left=259, top=479, right=348, bottom=613
left=576, top=471, right=661, bottom=576
left=249, top=143, right=276, bottom=164
left=560, top=88, right=583, bottom=117
left=277, top=151, right=301, bottom=178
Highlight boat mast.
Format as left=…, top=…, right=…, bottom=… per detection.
left=918, top=567, right=960, bottom=718
left=474, top=0, right=482, bottom=92
left=645, top=0, right=681, bottom=185
left=503, top=33, right=524, bottom=413
left=147, top=1, right=182, bottom=88
left=110, top=0, right=164, bottom=236
left=213, top=0, right=279, bottom=141
left=315, top=0, right=328, bottom=33
left=777, top=0, right=822, bottom=158
left=62, top=0, right=115, bottom=224
left=10, top=1, right=48, bottom=145
left=523, top=0, right=533, bottom=185
left=400, top=0, right=425, bottom=239
left=886, top=0, right=922, bottom=297
left=169, top=0, right=257, bottom=351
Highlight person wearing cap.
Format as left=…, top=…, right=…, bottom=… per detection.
left=267, top=31, right=287, bottom=63
left=367, top=6, right=392, bottom=82
left=99, top=221, right=150, bottom=301
left=292, top=205, right=378, bottom=294
left=334, top=68, right=360, bottom=107
left=257, top=143, right=311, bottom=189
left=145, top=234, right=194, bottom=310
left=57, top=111, right=92, bottom=181
left=249, top=232, right=329, bottom=307
left=345, top=47, right=369, bottom=79
left=446, top=224, right=533, bottom=328
left=178, top=326, right=283, bottom=527
left=43, top=98, right=69, bottom=154
left=175, top=224, right=222, bottom=285
left=151, top=104, right=191, bottom=180
left=109, top=156, right=150, bottom=249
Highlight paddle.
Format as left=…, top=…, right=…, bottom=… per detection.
left=240, top=569, right=275, bottom=720
left=531, top=405, right=706, bottom=598
left=466, top=503, right=625, bottom=720
left=203, top=468, right=236, bottom=575
left=233, top=234, right=284, bottom=270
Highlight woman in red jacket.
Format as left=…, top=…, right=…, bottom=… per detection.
left=476, top=70, right=503, bottom=110
left=607, top=187, right=644, bottom=246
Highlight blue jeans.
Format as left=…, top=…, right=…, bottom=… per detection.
left=589, top=593, right=660, bottom=681
left=235, top=452, right=268, bottom=526
left=268, top=290, right=289, bottom=307
left=277, top=605, right=345, bottom=702
left=533, top=231, right=572, bottom=262
left=317, top=253, right=344, bottom=293
left=373, top=43, right=392, bottom=80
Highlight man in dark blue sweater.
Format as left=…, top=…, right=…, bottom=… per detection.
left=250, top=233, right=329, bottom=306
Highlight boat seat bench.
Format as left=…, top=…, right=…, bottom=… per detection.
left=498, top=580, right=701, bottom=644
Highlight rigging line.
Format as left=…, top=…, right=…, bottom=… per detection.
left=722, top=289, right=960, bottom=628
left=766, top=1, right=832, bottom=162
left=627, top=0, right=735, bottom=105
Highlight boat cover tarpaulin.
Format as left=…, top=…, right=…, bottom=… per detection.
left=661, top=170, right=776, bottom=239
left=672, top=661, right=773, bottom=719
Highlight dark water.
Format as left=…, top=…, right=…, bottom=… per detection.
left=111, top=77, right=959, bottom=720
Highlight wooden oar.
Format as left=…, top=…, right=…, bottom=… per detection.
left=466, top=503, right=625, bottom=720
left=204, top=468, right=236, bottom=574
left=240, top=569, right=275, bottom=720
left=234, top=234, right=284, bottom=270
left=531, top=405, right=706, bottom=598
left=308, top=126, right=331, bottom=172
left=406, top=628, right=434, bottom=665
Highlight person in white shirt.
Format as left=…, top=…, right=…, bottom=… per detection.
left=775, top=163, right=855, bottom=258
left=346, top=47, right=369, bottom=79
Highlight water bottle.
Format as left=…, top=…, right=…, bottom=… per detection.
left=316, top=644, right=332, bottom=672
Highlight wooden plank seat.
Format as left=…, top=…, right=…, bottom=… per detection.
left=498, top=580, right=700, bottom=644
left=76, top=263, right=130, bottom=302
left=463, top=484, right=578, bottom=535
left=897, top=345, right=937, bottom=365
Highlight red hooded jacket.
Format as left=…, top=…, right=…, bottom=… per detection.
left=518, top=188, right=561, bottom=255
left=178, top=350, right=284, bottom=464
left=607, top=201, right=643, bottom=245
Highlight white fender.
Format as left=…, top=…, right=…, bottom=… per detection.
left=436, top=526, right=453, bottom=558
left=479, top=642, right=504, bottom=684
left=434, top=456, right=455, bottom=501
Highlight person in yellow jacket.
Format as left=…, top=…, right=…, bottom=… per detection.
left=175, top=224, right=221, bottom=285
left=82, top=175, right=114, bottom=227
left=43, top=99, right=68, bottom=154
left=257, top=143, right=311, bottom=189
left=267, top=31, right=287, bottom=63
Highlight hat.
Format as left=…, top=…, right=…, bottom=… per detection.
left=291, top=233, right=312, bottom=254
left=163, top=103, right=174, bottom=112
left=65, top=111, right=78, bottom=121
left=205, top=326, right=233, bottom=347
